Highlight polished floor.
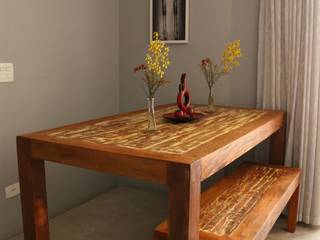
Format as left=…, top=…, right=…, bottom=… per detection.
left=10, top=187, right=320, bottom=240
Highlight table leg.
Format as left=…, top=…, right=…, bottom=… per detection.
left=17, top=137, right=49, bottom=240
left=270, top=126, right=286, bottom=165
left=167, top=163, right=201, bottom=240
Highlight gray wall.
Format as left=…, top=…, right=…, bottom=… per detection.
left=119, top=0, right=259, bottom=111
left=0, top=1, right=119, bottom=239
left=118, top=0, right=260, bottom=187
left=0, top=0, right=260, bottom=239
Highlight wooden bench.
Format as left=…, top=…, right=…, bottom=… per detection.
left=154, top=163, right=301, bottom=240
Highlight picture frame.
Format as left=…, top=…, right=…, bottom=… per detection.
left=150, top=0, right=189, bottom=44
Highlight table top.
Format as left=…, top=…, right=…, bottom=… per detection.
left=23, top=104, right=284, bottom=165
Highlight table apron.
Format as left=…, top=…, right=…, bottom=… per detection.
left=30, top=140, right=168, bottom=184
left=200, top=118, right=284, bottom=181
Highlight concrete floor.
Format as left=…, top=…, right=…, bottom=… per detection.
left=10, top=187, right=320, bottom=240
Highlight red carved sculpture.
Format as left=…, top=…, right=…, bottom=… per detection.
left=163, top=73, right=204, bottom=123
left=175, top=74, right=194, bottom=118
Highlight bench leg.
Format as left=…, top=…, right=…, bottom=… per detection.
left=287, top=186, right=299, bottom=233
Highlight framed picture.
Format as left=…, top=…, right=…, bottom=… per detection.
left=150, top=0, right=189, bottom=44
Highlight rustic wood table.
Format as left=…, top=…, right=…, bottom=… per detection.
left=17, top=105, right=286, bottom=240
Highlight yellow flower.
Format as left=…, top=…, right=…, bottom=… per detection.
left=145, top=32, right=170, bottom=78
left=134, top=32, right=171, bottom=97
left=221, top=40, right=242, bottom=73
left=199, top=39, right=243, bottom=87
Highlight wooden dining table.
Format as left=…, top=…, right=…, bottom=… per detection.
left=17, top=104, right=286, bottom=240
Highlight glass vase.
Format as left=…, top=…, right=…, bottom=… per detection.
left=208, top=87, right=216, bottom=113
left=147, top=97, right=157, bottom=131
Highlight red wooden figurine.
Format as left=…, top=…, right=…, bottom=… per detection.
left=175, top=74, right=194, bottom=118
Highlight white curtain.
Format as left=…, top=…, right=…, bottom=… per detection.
left=257, top=0, right=320, bottom=225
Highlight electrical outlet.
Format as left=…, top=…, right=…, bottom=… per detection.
left=5, top=183, right=20, bottom=199
left=0, top=63, right=14, bottom=83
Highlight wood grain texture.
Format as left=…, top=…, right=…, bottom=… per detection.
left=17, top=137, right=49, bottom=240
left=167, top=162, right=201, bottom=240
left=30, top=139, right=167, bottom=184
left=199, top=110, right=285, bottom=181
left=200, top=166, right=284, bottom=235
left=48, top=106, right=265, bottom=155
left=155, top=163, right=301, bottom=240
left=21, top=104, right=285, bottom=179
left=17, top=105, right=287, bottom=240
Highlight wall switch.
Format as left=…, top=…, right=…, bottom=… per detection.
left=0, top=63, right=14, bottom=83
left=5, top=183, right=20, bottom=199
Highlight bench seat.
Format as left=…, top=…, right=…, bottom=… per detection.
left=154, top=163, right=301, bottom=240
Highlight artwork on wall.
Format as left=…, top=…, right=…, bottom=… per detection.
left=150, top=0, right=189, bottom=44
